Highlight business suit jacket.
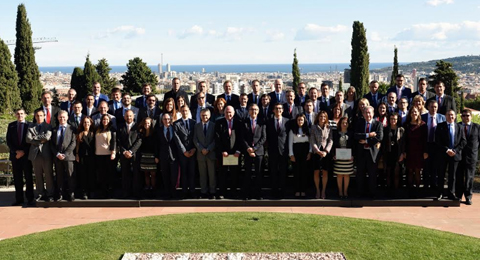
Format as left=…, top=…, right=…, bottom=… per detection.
left=303, top=112, right=316, bottom=128
left=134, top=95, right=159, bottom=110
left=115, top=106, right=140, bottom=125
left=92, top=113, right=117, bottom=130
left=33, top=106, right=61, bottom=129
left=266, top=117, right=288, bottom=156
left=190, top=93, right=215, bottom=109
left=242, top=118, right=267, bottom=156
left=164, top=89, right=190, bottom=107
left=156, top=125, right=177, bottom=162
left=108, top=100, right=123, bottom=115
left=268, top=91, right=286, bottom=109
left=427, top=95, right=457, bottom=115
left=258, top=106, right=273, bottom=124
left=319, top=96, right=335, bottom=112
left=191, top=106, right=214, bottom=123
left=354, top=118, right=384, bottom=161
left=194, top=121, right=216, bottom=161
left=50, top=125, right=76, bottom=161
left=421, top=113, right=446, bottom=125
left=26, top=122, right=53, bottom=161
left=93, top=93, right=109, bottom=108
left=217, top=93, right=240, bottom=108
left=235, top=107, right=249, bottom=122
left=458, top=122, right=480, bottom=163
left=247, top=93, right=261, bottom=107
left=67, top=114, right=86, bottom=133
left=173, top=118, right=196, bottom=153
left=294, top=94, right=309, bottom=106
left=60, top=101, right=76, bottom=115
left=412, top=91, right=435, bottom=103
left=215, top=117, right=242, bottom=155
left=387, top=86, right=412, bottom=101
left=282, top=103, right=303, bottom=120
left=363, top=92, right=385, bottom=110
left=435, top=121, right=466, bottom=161
left=330, top=102, right=353, bottom=118
left=117, top=123, right=142, bottom=159
left=6, top=121, right=31, bottom=160
left=137, top=106, right=162, bottom=128
left=82, top=106, right=98, bottom=117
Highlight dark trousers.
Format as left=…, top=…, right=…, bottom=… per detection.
left=438, top=155, right=459, bottom=197
left=160, top=159, right=179, bottom=198
left=120, top=156, right=140, bottom=197
left=54, top=158, right=75, bottom=196
left=356, top=151, right=378, bottom=196
left=293, top=142, right=310, bottom=193
left=218, top=161, right=239, bottom=197
left=77, top=156, right=96, bottom=195
left=12, top=156, right=34, bottom=203
left=178, top=154, right=196, bottom=194
left=243, top=155, right=264, bottom=198
left=96, top=155, right=113, bottom=196
left=456, top=158, right=476, bottom=200
left=269, top=152, right=287, bottom=193
left=424, top=142, right=439, bottom=188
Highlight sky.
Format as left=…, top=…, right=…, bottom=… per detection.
left=1, top=0, right=480, bottom=67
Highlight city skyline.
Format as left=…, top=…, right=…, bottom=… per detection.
left=1, top=0, right=480, bottom=66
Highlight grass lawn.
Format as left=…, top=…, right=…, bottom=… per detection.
left=0, top=212, right=478, bottom=260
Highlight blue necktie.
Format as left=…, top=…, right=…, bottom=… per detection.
left=449, top=124, right=454, bottom=149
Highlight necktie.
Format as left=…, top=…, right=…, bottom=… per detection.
left=277, top=93, right=280, bottom=102
left=276, top=119, right=280, bottom=133
left=46, top=108, right=51, bottom=124
left=429, top=116, right=435, bottom=142
left=58, top=126, right=64, bottom=151
left=228, top=120, right=232, bottom=136
left=203, top=123, right=207, bottom=137
left=252, top=119, right=256, bottom=134
left=253, top=95, right=256, bottom=104
left=307, top=114, right=312, bottom=126
left=166, top=127, right=171, bottom=141
left=17, top=122, right=23, bottom=145
left=127, top=124, right=131, bottom=134
left=397, top=88, right=401, bottom=98
left=76, top=116, right=80, bottom=125
left=185, top=120, right=189, bottom=131
left=264, top=108, right=267, bottom=116
left=373, top=94, right=376, bottom=106
left=438, top=96, right=442, bottom=105
left=148, top=109, right=152, bottom=118
left=289, top=105, right=292, bottom=114
left=365, top=122, right=370, bottom=149
left=143, top=96, right=147, bottom=107
left=114, top=102, right=117, bottom=111
left=449, top=124, right=454, bottom=149
left=227, top=95, right=230, bottom=102
left=464, top=125, right=468, bottom=138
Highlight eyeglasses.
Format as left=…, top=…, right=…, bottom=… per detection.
left=461, top=115, right=471, bottom=117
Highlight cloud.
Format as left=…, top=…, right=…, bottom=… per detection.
left=177, top=25, right=204, bottom=39
left=394, top=21, right=480, bottom=41
left=369, top=31, right=383, bottom=42
left=294, top=24, right=347, bottom=41
left=426, top=0, right=454, bottom=6
left=171, top=26, right=254, bottom=41
left=265, top=30, right=285, bottom=42
left=94, top=25, right=145, bottom=39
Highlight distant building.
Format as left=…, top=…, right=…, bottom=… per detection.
left=166, top=64, right=171, bottom=72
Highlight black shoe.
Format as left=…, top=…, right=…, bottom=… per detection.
left=82, top=193, right=88, bottom=200
left=27, top=200, right=36, bottom=206
left=448, top=195, right=459, bottom=201
left=35, top=195, right=43, bottom=202
left=466, top=198, right=473, bottom=205
left=68, top=193, right=75, bottom=202
left=11, top=201, right=24, bottom=206
left=208, top=194, right=215, bottom=200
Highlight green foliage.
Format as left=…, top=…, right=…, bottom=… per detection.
left=51, top=88, right=60, bottom=107
left=120, top=57, right=158, bottom=95
left=70, top=67, right=85, bottom=100
left=374, top=55, right=480, bottom=74
left=429, top=60, right=461, bottom=111
left=390, top=46, right=398, bottom=87
left=338, top=78, right=343, bottom=92
left=14, top=3, right=42, bottom=113
left=292, top=49, right=301, bottom=94
left=350, top=21, right=370, bottom=97
left=460, top=91, right=465, bottom=111
left=83, top=54, right=101, bottom=95
left=378, top=82, right=389, bottom=94
left=96, top=58, right=116, bottom=95
left=0, top=38, right=21, bottom=114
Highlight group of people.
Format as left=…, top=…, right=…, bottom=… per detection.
left=6, top=74, right=476, bottom=206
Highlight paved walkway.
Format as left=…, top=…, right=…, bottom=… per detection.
left=0, top=189, right=478, bottom=240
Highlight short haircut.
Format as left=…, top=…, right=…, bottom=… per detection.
left=446, top=109, right=455, bottom=115
left=335, top=90, right=344, bottom=95
left=93, top=81, right=101, bottom=86
left=223, top=80, right=232, bottom=87
left=462, top=109, right=472, bottom=116
left=260, top=93, right=270, bottom=100
left=365, top=105, right=375, bottom=113
left=418, top=78, right=427, bottom=84
left=240, top=93, right=248, bottom=98
left=122, top=92, right=131, bottom=98
left=370, top=80, right=379, bottom=85
left=35, top=109, right=45, bottom=116
left=172, top=77, right=180, bottom=83
left=198, top=81, right=206, bottom=86
left=41, top=90, right=53, bottom=98
left=434, top=80, right=444, bottom=87
left=308, top=87, right=318, bottom=93
left=396, top=74, right=404, bottom=79
left=285, top=89, right=295, bottom=95
left=273, top=102, right=283, bottom=110
left=73, top=101, right=83, bottom=107
left=251, top=79, right=260, bottom=85
left=85, top=93, right=94, bottom=99
left=15, top=108, right=26, bottom=114
left=200, top=108, right=211, bottom=115
left=298, top=82, right=306, bottom=87
left=142, top=83, right=151, bottom=88
left=427, top=99, right=438, bottom=107
left=58, top=110, right=69, bottom=117
left=146, top=93, right=157, bottom=101
left=111, top=87, right=121, bottom=94
left=321, top=82, right=329, bottom=88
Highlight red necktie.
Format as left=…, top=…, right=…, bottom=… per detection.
left=365, top=122, right=370, bottom=149
left=465, top=125, right=468, bottom=137
left=289, top=105, right=292, bottom=114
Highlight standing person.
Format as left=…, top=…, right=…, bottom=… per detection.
left=155, top=113, right=179, bottom=199
left=303, top=99, right=316, bottom=128
left=60, top=88, right=77, bottom=115
left=427, top=80, right=456, bottom=115
left=173, top=105, right=197, bottom=199
left=412, top=78, right=434, bottom=103
left=242, top=103, right=267, bottom=200
left=194, top=108, right=217, bottom=199
left=235, top=93, right=249, bottom=121
left=176, top=96, right=192, bottom=119
left=92, top=101, right=117, bottom=130
left=94, top=114, right=116, bottom=198
left=212, top=97, right=226, bottom=121
left=310, top=111, right=333, bottom=199
left=412, top=95, right=428, bottom=115
left=137, top=118, right=157, bottom=193
left=375, top=102, right=388, bottom=127
left=190, top=81, right=215, bottom=109
left=50, top=111, right=77, bottom=201
left=397, top=98, right=409, bottom=126
left=117, top=110, right=142, bottom=199
left=217, top=80, right=240, bottom=108
left=382, top=113, right=405, bottom=193
left=92, top=81, right=109, bottom=108
left=68, top=101, right=85, bottom=133
left=33, top=91, right=60, bottom=128
left=268, top=79, right=287, bottom=109
left=161, top=98, right=181, bottom=123
left=364, top=80, right=384, bottom=112
left=114, top=93, right=139, bottom=125
left=387, top=74, right=412, bottom=102
left=329, top=103, right=343, bottom=131
left=7, top=109, right=34, bottom=206
left=307, top=87, right=322, bottom=113
left=435, top=109, right=466, bottom=200
left=386, top=92, right=398, bottom=114
left=330, top=90, right=352, bottom=119
left=353, top=98, right=370, bottom=128
left=294, top=82, right=309, bottom=106
left=214, top=106, right=242, bottom=198
left=258, top=94, right=272, bottom=123
left=26, top=110, right=54, bottom=202
left=191, top=92, right=213, bottom=123
left=135, top=83, right=158, bottom=109
left=457, top=109, right=479, bottom=205
left=108, top=88, right=123, bottom=115
left=332, top=117, right=354, bottom=199
left=247, top=79, right=262, bottom=107
left=83, top=94, right=97, bottom=117
left=354, top=106, right=383, bottom=198
left=267, top=103, right=289, bottom=198
left=75, top=116, right=95, bottom=200
left=137, top=94, right=161, bottom=128
left=282, top=90, right=303, bottom=120
left=319, top=83, right=335, bottom=114
left=164, top=78, right=190, bottom=107
left=345, top=86, right=357, bottom=112
left=288, top=114, right=311, bottom=198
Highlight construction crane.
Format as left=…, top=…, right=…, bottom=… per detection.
left=6, top=37, right=58, bottom=50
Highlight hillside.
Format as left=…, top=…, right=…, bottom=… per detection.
left=374, top=55, right=480, bottom=74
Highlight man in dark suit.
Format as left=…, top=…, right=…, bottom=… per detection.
left=235, top=93, right=249, bottom=121
left=137, top=94, right=161, bottom=128
left=386, top=92, right=398, bottom=114
left=307, top=87, right=322, bottom=113
left=156, top=113, right=178, bottom=199
left=303, top=100, right=316, bottom=128
left=217, top=80, right=240, bottom=108
left=164, top=77, right=190, bottom=107
left=92, top=81, right=109, bottom=108
left=33, top=90, right=61, bottom=129
left=193, top=108, right=217, bottom=199
left=191, top=92, right=214, bottom=123
left=82, top=94, right=98, bottom=117
left=456, top=109, right=479, bottom=205
left=68, top=101, right=86, bottom=133
left=50, top=111, right=76, bottom=201
left=6, top=109, right=33, bottom=206
left=354, top=106, right=384, bottom=198
left=173, top=105, right=197, bottom=198
left=92, top=101, right=117, bottom=130
left=26, top=110, right=54, bottom=202
left=319, top=83, right=335, bottom=113
left=412, top=78, right=434, bottom=103
left=294, top=82, right=309, bottom=106
left=282, top=90, right=303, bottom=120
left=330, top=90, right=353, bottom=119
left=117, top=110, right=142, bottom=198
left=242, top=103, right=267, bottom=200
left=435, top=109, right=466, bottom=201
left=364, top=80, right=385, bottom=112
left=60, top=88, right=77, bottom=115
left=108, top=88, right=123, bottom=115
left=267, top=103, right=289, bottom=198
left=387, top=74, right=412, bottom=102
left=190, top=81, right=215, bottom=109
left=215, top=105, right=242, bottom=198
left=247, top=79, right=262, bottom=107
left=134, top=83, right=158, bottom=109
left=421, top=100, right=446, bottom=190
left=115, top=93, right=139, bottom=125
left=258, top=94, right=272, bottom=123
left=268, top=79, right=286, bottom=110
left=427, top=80, right=456, bottom=115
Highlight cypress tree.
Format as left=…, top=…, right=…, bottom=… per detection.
left=96, top=58, right=116, bottom=95
left=430, top=60, right=461, bottom=111
left=83, top=54, right=101, bottom=95
left=292, top=48, right=301, bottom=94
left=14, top=3, right=42, bottom=113
left=70, top=67, right=86, bottom=100
left=120, top=57, right=158, bottom=95
left=390, top=46, right=399, bottom=87
left=0, top=38, right=21, bottom=114
left=338, top=78, right=343, bottom=92
left=350, top=21, right=370, bottom=97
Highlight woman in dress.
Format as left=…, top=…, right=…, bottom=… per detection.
left=138, top=117, right=157, bottom=193
left=288, top=114, right=311, bottom=198
left=382, top=112, right=405, bottom=193
left=75, top=116, right=95, bottom=199
left=412, top=95, right=428, bottom=115
left=329, top=103, right=342, bottom=131
left=212, top=97, right=227, bottom=121
left=310, top=111, right=333, bottom=199
left=403, top=107, right=428, bottom=197
left=162, top=97, right=180, bottom=122
left=376, top=102, right=388, bottom=127
left=332, top=116, right=354, bottom=199
left=94, top=114, right=116, bottom=198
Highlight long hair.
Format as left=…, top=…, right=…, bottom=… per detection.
left=337, top=116, right=349, bottom=132
left=331, top=103, right=342, bottom=119
left=138, top=117, right=153, bottom=137
left=77, top=116, right=94, bottom=143
left=314, top=110, right=329, bottom=127
left=291, top=114, right=310, bottom=136
left=96, top=114, right=112, bottom=134
left=214, top=97, right=227, bottom=114
left=412, top=95, right=428, bottom=114
left=406, top=106, right=423, bottom=126
left=162, top=98, right=178, bottom=121
left=346, top=86, right=357, bottom=101
left=176, top=96, right=186, bottom=110
left=356, top=98, right=371, bottom=114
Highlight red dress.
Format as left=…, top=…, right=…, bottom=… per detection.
left=404, top=122, right=428, bottom=169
